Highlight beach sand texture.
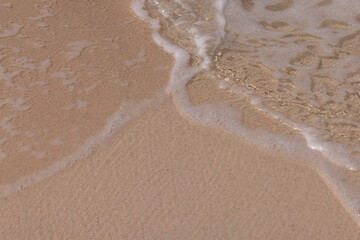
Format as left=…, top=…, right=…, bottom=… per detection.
left=1, top=99, right=360, bottom=239
left=1, top=0, right=360, bottom=239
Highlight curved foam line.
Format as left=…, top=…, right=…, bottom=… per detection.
left=0, top=92, right=166, bottom=198
left=132, top=0, right=360, bottom=226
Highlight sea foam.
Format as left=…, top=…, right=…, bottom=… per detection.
left=132, top=0, right=360, bottom=226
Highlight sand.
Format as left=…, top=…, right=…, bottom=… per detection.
left=0, top=0, right=172, bottom=184
left=1, top=99, right=360, bottom=239
left=0, top=0, right=360, bottom=239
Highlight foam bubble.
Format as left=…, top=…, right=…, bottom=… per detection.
left=61, top=41, right=94, bottom=60
left=125, top=49, right=147, bottom=66
left=29, top=8, right=54, bottom=21
left=0, top=3, right=12, bottom=8
left=0, top=23, right=22, bottom=38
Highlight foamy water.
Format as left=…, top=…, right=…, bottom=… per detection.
left=0, top=0, right=169, bottom=196
left=2, top=0, right=360, bottom=227
left=133, top=0, right=360, bottom=225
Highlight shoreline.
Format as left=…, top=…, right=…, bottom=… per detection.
left=0, top=0, right=172, bottom=188
left=133, top=0, right=360, bottom=227
left=1, top=98, right=360, bottom=239
left=0, top=0, right=360, bottom=238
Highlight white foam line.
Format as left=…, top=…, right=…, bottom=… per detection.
left=213, top=0, right=227, bottom=39
left=189, top=27, right=212, bottom=68
left=0, top=91, right=167, bottom=198
left=234, top=86, right=360, bottom=171
left=132, top=0, right=360, bottom=227
left=132, top=0, right=314, bottom=161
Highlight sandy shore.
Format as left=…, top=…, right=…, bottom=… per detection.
left=1, top=99, right=360, bottom=239
left=0, top=0, right=172, bottom=184
left=0, top=0, right=360, bottom=239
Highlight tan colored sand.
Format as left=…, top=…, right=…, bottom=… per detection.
left=0, top=0, right=360, bottom=239
left=1, top=99, right=360, bottom=239
left=0, top=0, right=172, bottom=183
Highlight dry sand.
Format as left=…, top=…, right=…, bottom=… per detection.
left=0, top=0, right=360, bottom=239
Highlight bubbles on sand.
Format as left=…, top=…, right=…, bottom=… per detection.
left=134, top=0, right=360, bottom=225
left=0, top=0, right=170, bottom=191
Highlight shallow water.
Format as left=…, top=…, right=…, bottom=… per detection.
left=135, top=0, right=360, bottom=225
left=219, top=0, right=360, bottom=170
left=145, top=0, right=360, bottom=169
left=0, top=0, right=170, bottom=195
left=2, top=0, right=360, bottom=227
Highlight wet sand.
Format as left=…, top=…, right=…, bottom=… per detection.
left=0, top=0, right=171, bottom=186
left=1, top=99, right=360, bottom=239
left=0, top=0, right=360, bottom=239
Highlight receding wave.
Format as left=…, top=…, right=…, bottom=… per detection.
left=134, top=0, right=360, bottom=225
